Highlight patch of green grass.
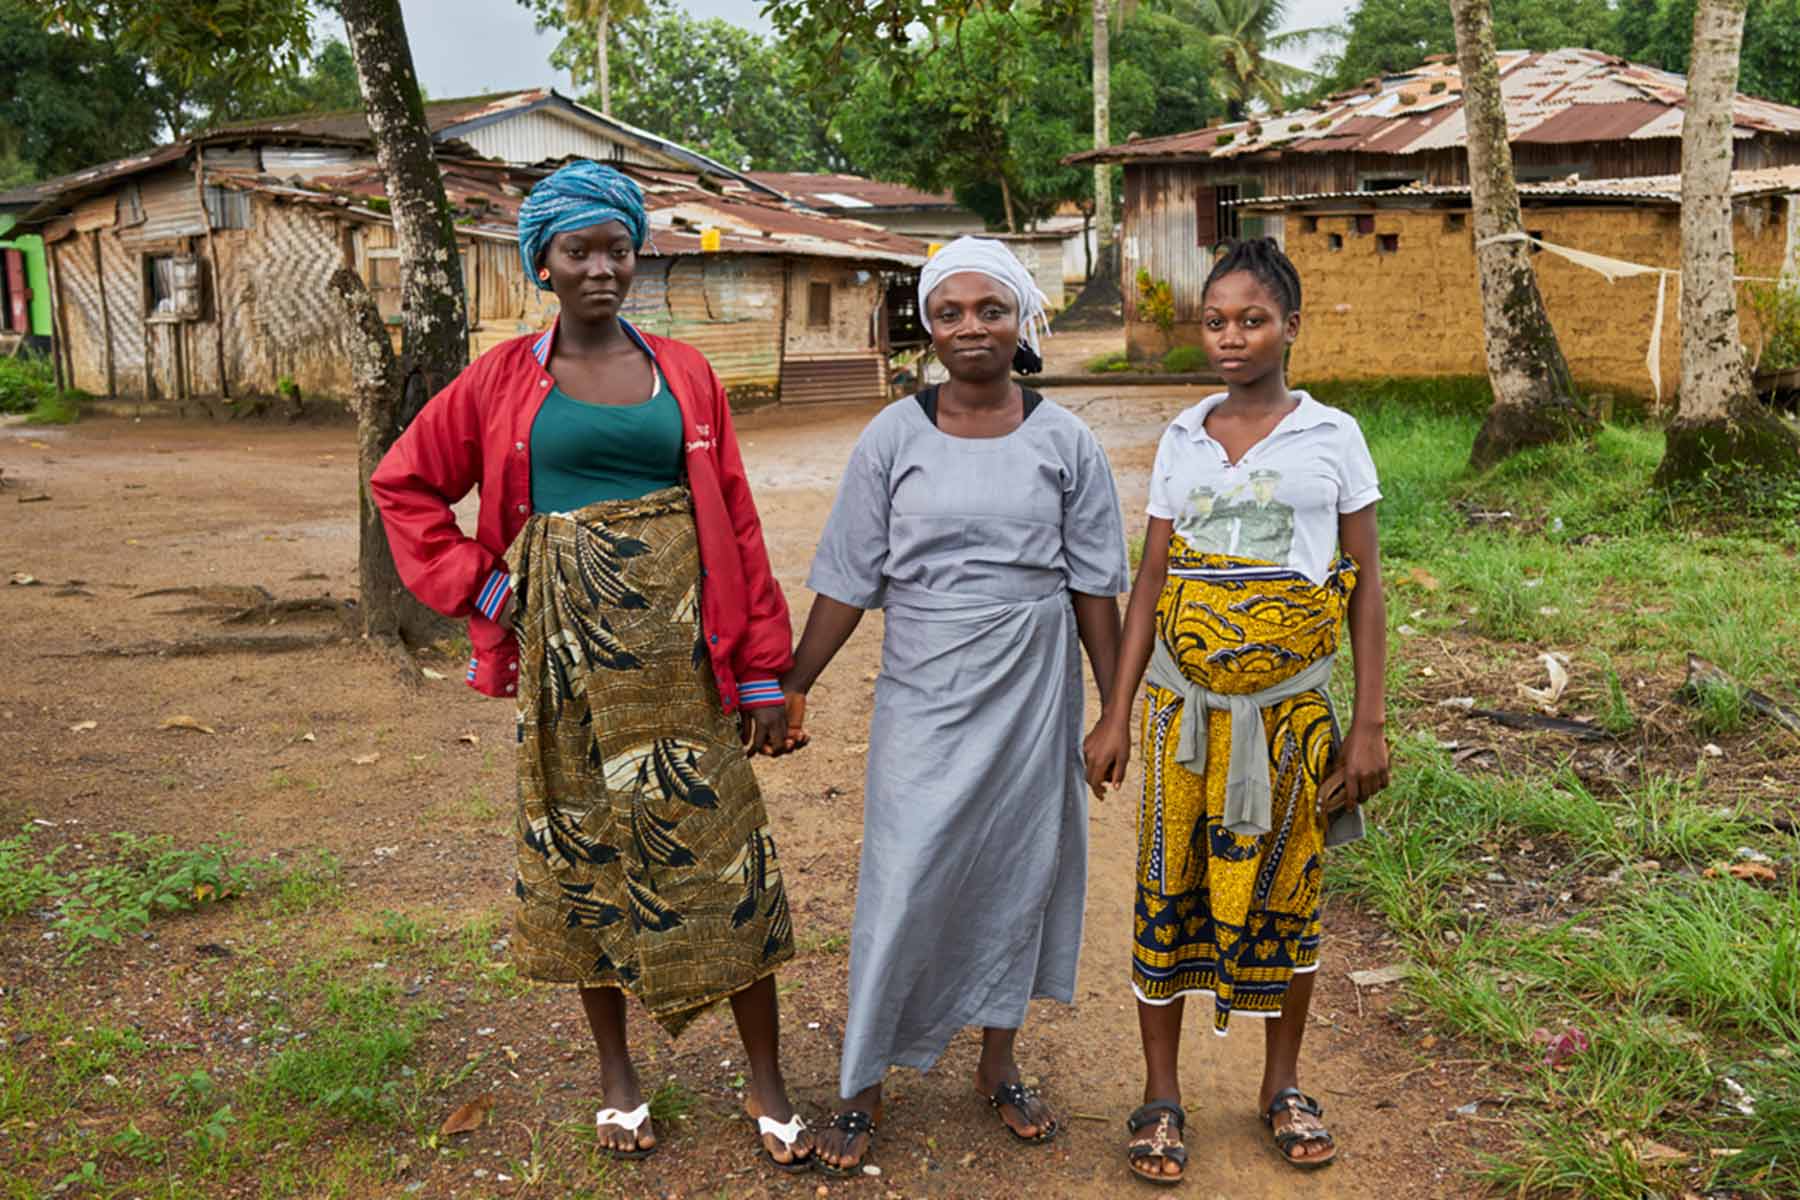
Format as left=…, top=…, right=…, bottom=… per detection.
left=1160, top=345, right=1211, bottom=374
left=1083, top=350, right=1132, bottom=374
left=354, top=908, right=431, bottom=948
left=23, top=389, right=84, bottom=425
left=647, top=1079, right=697, bottom=1124
left=1690, top=677, right=1746, bottom=737
left=261, top=848, right=344, bottom=917
left=1340, top=739, right=1798, bottom=1197
left=252, top=979, right=432, bottom=1125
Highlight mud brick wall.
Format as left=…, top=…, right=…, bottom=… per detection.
left=1135, top=199, right=1794, bottom=402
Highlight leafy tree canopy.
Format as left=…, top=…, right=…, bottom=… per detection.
left=542, top=0, right=844, bottom=171
left=0, top=0, right=168, bottom=186
left=832, top=6, right=1218, bottom=229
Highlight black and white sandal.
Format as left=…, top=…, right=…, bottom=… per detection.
left=1262, top=1088, right=1336, bottom=1170
left=752, top=1111, right=813, bottom=1173
left=594, top=1103, right=656, bottom=1160
left=816, top=1109, right=877, bottom=1177
left=986, top=1079, right=1058, bottom=1144
left=1126, top=1100, right=1188, bottom=1186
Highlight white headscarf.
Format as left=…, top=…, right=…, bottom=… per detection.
left=917, top=236, right=1051, bottom=358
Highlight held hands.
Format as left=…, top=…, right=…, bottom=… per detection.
left=738, top=691, right=812, bottom=758
left=1082, top=713, right=1131, bottom=801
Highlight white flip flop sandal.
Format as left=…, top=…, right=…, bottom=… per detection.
left=595, top=1102, right=655, bottom=1159
left=754, top=1111, right=813, bottom=1173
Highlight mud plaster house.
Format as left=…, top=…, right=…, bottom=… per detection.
left=1235, top=168, right=1800, bottom=402
left=0, top=90, right=927, bottom=411
left=1068, top=48, right=1800, bottom=367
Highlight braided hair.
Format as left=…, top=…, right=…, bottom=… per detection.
left=1201, top=237, right=1302, bottom=317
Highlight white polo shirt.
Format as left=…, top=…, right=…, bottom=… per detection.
left=1146, top=391, right=1381, bottom=585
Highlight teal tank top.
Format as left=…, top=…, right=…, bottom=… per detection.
left=529, top=366, right=684, bottom=512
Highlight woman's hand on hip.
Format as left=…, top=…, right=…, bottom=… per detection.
left=740, top=704, right=789, bottom=757
left=1082, top=716, right=1131, bottom=800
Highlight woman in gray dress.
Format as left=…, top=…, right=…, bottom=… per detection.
left=780, top=237, right=1128, bottom=1174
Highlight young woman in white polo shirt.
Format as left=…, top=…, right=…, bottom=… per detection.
left=1084, top=237, right=1390, bottom=1182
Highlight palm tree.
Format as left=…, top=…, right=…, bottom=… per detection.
left=1165, top=0, right=1331, bottom=118
left=522, top=0, right=648, bottom=115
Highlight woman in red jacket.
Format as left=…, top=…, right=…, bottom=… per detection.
left=371, top=161, right=812, bottom=1172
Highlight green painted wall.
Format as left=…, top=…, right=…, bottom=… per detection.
left=0, top=217, right=53, bottom=337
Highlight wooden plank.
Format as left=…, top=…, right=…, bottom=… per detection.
left=91, top=230, right=115, bottom=399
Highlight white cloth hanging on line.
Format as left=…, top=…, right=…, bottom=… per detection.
left=1475, top=230, right=1782, bottom=404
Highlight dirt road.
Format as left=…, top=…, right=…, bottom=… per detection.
left=0, top=390, right=1486, bottom=1198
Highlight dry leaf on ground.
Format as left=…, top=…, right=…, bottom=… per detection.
left=439, top=1092, right=495, bottom=1136
left=68, top=720, right=97, bottom=733
left=1518, top=653, right=1570, bottom=710
left=160, top=715, right=217, bottom=735
left=420, top=667, right=447, bottom=681
left=1406, top=566, right=1441, bottom=591
left=350, top=752, right=381, bottom=766
left=458, top=732, right=479, bottom=746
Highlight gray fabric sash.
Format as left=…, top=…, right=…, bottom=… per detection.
left=1146, top=639, right=1341, bottom=839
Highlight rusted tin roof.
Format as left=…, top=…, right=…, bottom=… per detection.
left=0, top=89, right=771, bottom=218
left=1070, top=48, right=1800, bottom=166
left=1230, top=164, right=1800, bottom=210
left=740, top=172, right=965, bottom=213
left=304, top=161, right=931, bottom=267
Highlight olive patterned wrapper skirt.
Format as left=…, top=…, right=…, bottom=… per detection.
left=505, top=486, right=794, bottom=1037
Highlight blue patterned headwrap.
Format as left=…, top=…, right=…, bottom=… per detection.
left=517, top=160, right=649, bottom=291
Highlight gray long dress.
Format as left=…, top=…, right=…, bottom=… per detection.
left=808, top=394, right=1130, bottom=1098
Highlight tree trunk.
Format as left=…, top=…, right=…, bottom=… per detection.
left=329, top=268, right=445, bottom=645
left=1450, top=0, right=1593, bottom=469
left=1092, top=0, right=1115, bottom=283
left=1654, top=0, right=1800, bottom=489
left=999, top=172, right=1018, bottom=233
left=340, top=0, right=470, bottom=643
left=598, top=2, right=612, bottom=116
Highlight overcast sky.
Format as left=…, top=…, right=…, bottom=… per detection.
left=328, top=0, right=1344, bottom=99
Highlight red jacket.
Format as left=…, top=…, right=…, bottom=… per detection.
left=369, top=320, right=792, bottom=710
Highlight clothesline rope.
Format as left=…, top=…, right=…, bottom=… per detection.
left=1474, top=230, right=1788, bottom=403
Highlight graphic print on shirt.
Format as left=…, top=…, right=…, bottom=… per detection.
left=1176, top=468, right=1296, bottom=565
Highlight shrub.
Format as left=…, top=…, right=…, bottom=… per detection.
left=1136, top=269, right=1175, bottom=338
left=1084, top=350, right=1132, bottom=374
left=1162, top=345, right=1211, bottom=374
left=1746, top=280, right=1800, bottom=373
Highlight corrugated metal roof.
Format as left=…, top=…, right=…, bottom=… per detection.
left=2, top=89, right=777, bottom=219
left=305, top=160, right=930, bottom=268
left=740, top=172, right=966, bottom=213
left=1230, top=163, right=1800, bottom=209
left=1070, top=48, right=1800, bottom=166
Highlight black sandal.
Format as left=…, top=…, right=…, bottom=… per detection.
left=986, top=1079, right=1058, bottom=1145
left=1126, top=1100, right=1187, bottom=1186
left=816, top=1109, right=876, bottom=1177
left=1262, top=1088, right=1336, bottom=1170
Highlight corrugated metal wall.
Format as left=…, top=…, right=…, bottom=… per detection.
left=458, top=109, right=664, bottom=168
left=1122, top=164, right=1209, bottom=330
left=622, top=257, right=784, bottom=405
left=130, top=170, right=208, bottom=243
left=261, top=147, right=363, bottom=176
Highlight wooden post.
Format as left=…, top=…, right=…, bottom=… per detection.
left=192, top=149, right=231, bottom=399
left=775, top=257, right=793, bottom=406
left=90, top=230, right=115, bottom=399
left=47, top=240, right=69, bottom=391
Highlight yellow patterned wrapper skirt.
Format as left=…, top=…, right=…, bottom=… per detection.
left=1133, top=537, right=1356, bottom=1032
